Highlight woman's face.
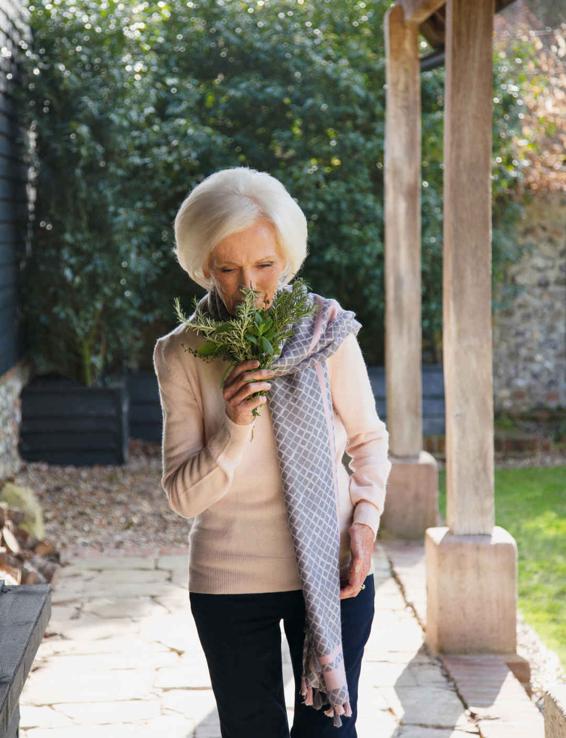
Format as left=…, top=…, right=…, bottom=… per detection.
left=203, top=218, right=287, bottom=316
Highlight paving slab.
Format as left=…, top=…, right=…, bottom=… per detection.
left=20, top=667, right=156, bottom=705
left=56, top=556, right=158, bottom=571
left=381, top=539, right=545, bottom=738
left=44, top=699, right=161, bottom=725
left=19, top=705, right=74, bottom=730
left=81, top=595, right=169, bottom=619
left=18, top=546, right=489, bottom=737
left=396, top=729, right=479, bottom=737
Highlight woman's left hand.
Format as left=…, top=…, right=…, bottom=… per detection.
left=339, top=522, right=375, bottom=600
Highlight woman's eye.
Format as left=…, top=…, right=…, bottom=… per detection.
left=221, top=264, right=272, bottom=272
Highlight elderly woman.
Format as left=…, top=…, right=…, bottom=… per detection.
left=153, top=167, right=392, bottom=738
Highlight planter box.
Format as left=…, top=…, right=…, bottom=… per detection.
left=125, top=369, right=161, bottom=442
left=19, top=374, right=129, bottom=466
left=367, top=363, right=446, bottom=435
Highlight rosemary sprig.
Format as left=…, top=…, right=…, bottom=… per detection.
left=173, top=277, right=317, bottom=418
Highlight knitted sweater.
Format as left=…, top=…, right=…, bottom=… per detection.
left=153, top=323, right=392, bottom=594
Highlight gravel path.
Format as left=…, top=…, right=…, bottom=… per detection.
left=14, top=440, right=190, bottom=561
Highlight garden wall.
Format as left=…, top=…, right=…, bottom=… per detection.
left=493, top=191, right=566, bottom=413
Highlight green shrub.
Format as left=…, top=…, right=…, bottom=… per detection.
left=14, top=0, right=540, bottom=379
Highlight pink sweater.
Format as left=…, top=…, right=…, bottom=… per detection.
left=153, top=323, right=392, bottom=594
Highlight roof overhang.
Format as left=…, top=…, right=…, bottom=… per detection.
left=394, top=0, right=519, bottom=71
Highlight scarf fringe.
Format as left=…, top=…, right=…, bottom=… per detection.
left=300, top=676, right=353, bottom=727
left=300, top=621, right=353, bottom=727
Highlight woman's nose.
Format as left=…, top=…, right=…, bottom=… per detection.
left=238, top=278, right=256, bottom=293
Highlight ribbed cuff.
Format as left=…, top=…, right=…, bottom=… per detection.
left=352, top=501, right=382, bottom=540
left=206, top=411, right=256, bottom=471
left=224, top=412, right=256, bottom=441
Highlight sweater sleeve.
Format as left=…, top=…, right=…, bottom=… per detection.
left=329, top=332, right=392, bottom=541
left=153, top=336, right=256, bottom=519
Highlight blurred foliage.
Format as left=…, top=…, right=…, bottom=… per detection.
left=490, top=20, right=565, bottom=323
left=493, top=23, right=565, bottom=196
left=13, top=0, right=546, bottom=382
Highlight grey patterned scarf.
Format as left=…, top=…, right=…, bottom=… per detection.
left=194, top=282, right=362, bottom=728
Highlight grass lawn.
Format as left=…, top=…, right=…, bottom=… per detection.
left=438, top=465, right=566, bottom=670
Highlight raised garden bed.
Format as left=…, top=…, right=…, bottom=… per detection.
left=19, top=374, right=129, bottom=466
left=125, top=369, right=161, bottom=443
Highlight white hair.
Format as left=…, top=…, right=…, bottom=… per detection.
left=173, top=166, right=308, bottom=290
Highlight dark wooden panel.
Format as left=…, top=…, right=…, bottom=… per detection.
left=130, top=420, right=162, bottom=443
left=0, top=282, right=16, bottom=310
left=0, top=197, right=28, bottom=222
left=0, top=583, right=51, bottom=738
left=20, top=430, right=126, bottom=452
left=22, top=387, right=125, bottom=419
left=0, top=258, right=16, bottom=288
left=0, top=332, right=19, bottom=370
left=0, top=0, right=31, bottom=381
left=366, top=364, right=446, bottom=435
left=19, top=380, right=129, bottom=465
left=0, top=247, right=17, bottom=268
left=0, top=173, right=29, bottom=198
left=126, top=370, right=163, bottom=442
left=19, top=448, right=128, bottom=467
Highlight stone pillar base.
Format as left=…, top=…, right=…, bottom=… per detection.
left=545, top=683, right=566, bottom=738
left=425, top=525, right=518, bottom=654
left=504, top=652, right=532, bottom=694
left=380, top=451, right=439, bottom=538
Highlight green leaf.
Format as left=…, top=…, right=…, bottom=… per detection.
left=197, top=341, right=220, bottom=357
left=215, top=323, right=234, bottom=333
left=260, top=336, right=274, bottom=355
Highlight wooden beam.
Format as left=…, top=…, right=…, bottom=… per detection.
left=399, top=0, right=446, bottom=25
left=384, top=4, right=422, bottom=458
left=443, top=0, right=496, bottom=534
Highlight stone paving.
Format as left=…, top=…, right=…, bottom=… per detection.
left=16, top=542, right=542, bottom=737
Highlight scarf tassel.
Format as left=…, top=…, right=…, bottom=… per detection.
left=300, top=625, right=354, bottom=726
left=300, top=677, right=353, bottom=727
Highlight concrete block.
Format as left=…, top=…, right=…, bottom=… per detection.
left=545, top=683, right=566, bottom=738
left=381, top=451, right=439, bottom=538
left=425, top=526, right=517, bottom=654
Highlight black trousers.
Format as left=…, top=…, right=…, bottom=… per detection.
left=189, top=573, right=375, bottom=738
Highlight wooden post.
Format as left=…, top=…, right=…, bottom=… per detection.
left=382, top=4, right=439, bottom=538
left=384, top=3, right=422, bottom=459
left=425, top=0, right=518, bottom=656
left=443, top=0, right=495, bottom=535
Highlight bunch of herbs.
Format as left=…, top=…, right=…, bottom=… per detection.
left=173, top=277, right=318, bottom=417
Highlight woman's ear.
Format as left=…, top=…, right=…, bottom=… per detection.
left=278, top=261, right=290, bottom=284
left=203, top=250, right=214, bottom=280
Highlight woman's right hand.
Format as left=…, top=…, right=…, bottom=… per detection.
left=222, top=359, right=276, bottom=425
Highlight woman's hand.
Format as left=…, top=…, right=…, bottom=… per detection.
left=339, top=522, right=375, bottom=600
left=222, top=359, right=277, bottom=425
